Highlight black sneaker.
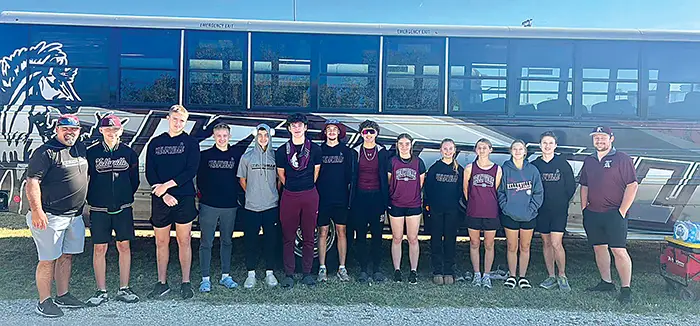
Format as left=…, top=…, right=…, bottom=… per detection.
left=54, top=292, right=86, bottom=309
left=357, top=271, right=370, bottom=283
left=35, top=298, right=63, bottom=318
left=302, top=274, right=316, bottom=287
left=372, top=271, right=387, bottom=283
left=408, top=270, right=418, bottom=284
left=586, top=280, right=616, bottom=292
left=180, top=282, right=194, bottom=299
left=115, top=287, right=140, bottom=303
left=618, top=287, right=632, bottom=304
left=281, top=275, right=295, bottom=288
left=147, top=281, right=170, bottom=299
left=394, top=269, right=403, bottom=283
left=85, top=290, right=108, bottom=307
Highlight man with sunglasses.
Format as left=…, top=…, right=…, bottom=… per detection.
left=85, top=115, right=140, bottom=307
left=349, top=120, right=390, bottom=283
left=26, top=114, right=89, bottom=317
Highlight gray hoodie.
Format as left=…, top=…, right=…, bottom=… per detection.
left=237, top=124, right=278, bottom=212
left=497, top=159, right=544, bottom=222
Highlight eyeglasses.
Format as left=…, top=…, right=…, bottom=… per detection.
left=361, top=129, right=376, bottom=135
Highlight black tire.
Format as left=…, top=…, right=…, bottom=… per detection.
left=294, top=220, right=338, bottom=273
left=680, top=287, right=697, bottom=301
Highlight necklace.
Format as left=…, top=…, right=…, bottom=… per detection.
left=362, top=146, right=377, bottom=161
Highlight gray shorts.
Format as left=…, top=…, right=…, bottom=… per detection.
left=26, top=212, right=85, bottom=261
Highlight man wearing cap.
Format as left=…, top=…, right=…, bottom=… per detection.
left=580, top=126, right=638, bottom=303
left=26, top=114, right=89, bottom=317
left=316, top=120, right=353, bottom=282
left=85, top=115, right=140, bottom=307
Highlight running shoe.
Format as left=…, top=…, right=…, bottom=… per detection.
left=337, top=267, right=351, bottom=282
left=85, top=290, right=108, bottom=307
left=471, top=272, right=482, bottom=287
left=265, top=273, right=279, bottom=287
left=317, top=266, right=328, bottom=282
left=282, top=275, right=295, bottom=288
left=393, top=269, right=403, bottom=283
left=219, top=276, right=238, bottom=289
left=115, top=287, right=139, bottom=303
left=444, top=275, right=455, bottom=285
left=54, top=292, right=86, bottom=308
left=558, top=276, right=572, bottom=292
left=586, top=280, right=616, bottom=292
left=539, top=276, right=557, bottom=290
left=408, top=270, right=418, bottom=285
left=147, top=282, right=170, bottom=299
left=433, top=275, right=444, bottom=285
left=357, top=271, right=370, bottom=283
left=372, top=271, right=387, bottom=283
left=302, top=274, right=316, bottom=287
left=199, top=279, right=212, bottom=293
left=481, top=273, right=492, bottom=289
left=180, top=282, right=194, bottom=299
left=35, top=298, right=63, bottom=318
left=618, top=287, right=632, bottom=304
left=244, top=274, right=257, bottom=289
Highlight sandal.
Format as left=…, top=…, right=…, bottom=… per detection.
left=518, top=277, right=532, bottom=289
left=504, top=276, right=517, bottom=289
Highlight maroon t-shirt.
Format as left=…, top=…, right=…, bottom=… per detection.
left=389, top=156, right=426, bottom=208
left=358, top=146, right=380, bottom=191
left=579, top=149, right=637, bottom=213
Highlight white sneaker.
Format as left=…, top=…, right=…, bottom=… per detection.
left=481, top=273, right=492, bottom=289
left=317, top=266, right=328, bottom=282
left=471, top=272, right=482, bottom=287
left=265, top=273, right=279, bottom=287
left=244, top=274, right=257, bottom=289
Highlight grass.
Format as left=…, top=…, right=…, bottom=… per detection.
left=1, top=212, right=698, bottom=316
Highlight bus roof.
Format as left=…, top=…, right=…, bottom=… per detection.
left=3, top=11, right=700, bottom=42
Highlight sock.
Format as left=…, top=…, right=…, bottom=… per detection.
left=202, top=276, right=210, bottom=283
left=320, top=264, right=326, bottom=269
left=221, top=273, right=230, bottom=280
left=248, top=271, right=256, bottom=277
left=339, top=265, right=346, bottom=270
left=266, top=270, right=274, bottom=276
left=119, top=286, right=129, bottom=291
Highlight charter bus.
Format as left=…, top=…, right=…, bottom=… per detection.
left=1, top=11, right=700, bottom=243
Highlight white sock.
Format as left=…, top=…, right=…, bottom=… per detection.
left=202, top=276, right=210, bottom=282
left=265, top=270, right=274, bottom=276
left=221, top=273, right=229, bottom=280
left=320, top=265, right=326, bottom=270
left=339, top=265, right=346, bottom=270
left=248, top=271, right=256, bottom=277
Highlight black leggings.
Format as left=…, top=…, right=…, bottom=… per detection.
left=430, top=210, right=460, bottom=275
left=243, top=207, right=279, bottom=271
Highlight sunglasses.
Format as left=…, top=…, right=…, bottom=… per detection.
left=361, top=129, right=376, bottom=135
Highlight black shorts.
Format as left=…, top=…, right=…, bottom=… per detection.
left=388, top=206, right=422, bottom=217
left=500, top=214, right=536, bottom=230
left=467, top=216, right=500, bottom=231
left=583, top=208, right=628, bottom=248
left=318, top=205, right=349, bottom=226
left=536, top=208, right=568, bottom=234
left=150, top=195, right=198, bottom=228
left=90, top=207, right=135, bottom=244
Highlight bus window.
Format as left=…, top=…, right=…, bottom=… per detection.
left=185, top=31, right=246, bottom=109
left=0, top=24, right=28, bottom=106
left=578, top=41, right=639, bottom=117
left=383, top=37, right=445, bottom=113
left=318, top=35, right=379, bottom=111
left=646, top=42, right=700, bottom=119
left=252, top=32, right=312, bottom=109
left=26, top=25, right=111, bottom=106
left=119, top=28, right=179, bottom=105
left=513, top=40, right=573, bottom=116
left=449, top=38, right=507, bottom=114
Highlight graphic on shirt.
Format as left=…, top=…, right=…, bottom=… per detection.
left=61, top=157, right=88, bottom=168
left=435, top=173, right=459, bottom=183
left=322, top=153, right=344, bottom=164
left=506, top=180, right=533, bottom=193
left=472, top=173, right=495, bottom=188
left=94, top=157, right=129, bottom=173
left=155, top=142, right=185, bottom=155
left=604, top=160, right=612, bottom=168
left=395, top=167, right=417, bottom=181
left=290, top=153, right=299, bottom=169
left=208, top=158, right=235, bottom=169
left=251, top=162, right=276, bottom=171
left=541, top=169, right=562, bottom=182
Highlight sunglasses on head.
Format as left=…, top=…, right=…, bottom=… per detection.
left=361, top=129, right=376, bottom=135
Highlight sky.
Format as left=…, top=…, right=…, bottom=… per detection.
left=3, top=0, right=700, bottom=30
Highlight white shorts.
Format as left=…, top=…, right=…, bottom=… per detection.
left=26, top=212, right=85, bottom=261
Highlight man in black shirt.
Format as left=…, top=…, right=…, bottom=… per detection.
left=145, top=105, right=200, bottom=299
left=316, top=120, right=353, bottom=282
left=26, top=114, right=89, bottom=317
left=275, top=113, right=322, bottom=288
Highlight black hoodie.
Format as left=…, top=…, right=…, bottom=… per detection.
left=424, top=160, right=464, bottom=213
left=531, top=154, right=576, bottom=213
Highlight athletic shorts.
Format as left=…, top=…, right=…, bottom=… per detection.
left=500, top=214, right=536, bottom=230
left=318, top=205, right=349, bottom=226
left=26, top=212, right=85, bottom=261
left=536, top=208, right=568, bottom=234
left=150, top=195, right=198, bottom=228
left=467, top=216, right=500, bottom=231
left=90, top=207, right=135, bottom=244
left=582, top=208, right=628, bottom=248
left=388, top=206, right=422, bottom=218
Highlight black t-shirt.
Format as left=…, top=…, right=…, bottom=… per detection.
left=26, top=138, right=88, bottom=216
left=197, top=145, right=244, bottom=208
left=275, top=141, right=322, bottom=192
left=317, top=143, right=353, bottom=207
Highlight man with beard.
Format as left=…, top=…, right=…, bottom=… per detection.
left=26, top=114, right=89, bottom=317
left=580, top=126, right=638, bottom=304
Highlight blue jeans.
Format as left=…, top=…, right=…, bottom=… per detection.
left=198, top=204, right=238, bottom=278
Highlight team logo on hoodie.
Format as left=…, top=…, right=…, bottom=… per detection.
left=507, top=180, right=533, bottom=195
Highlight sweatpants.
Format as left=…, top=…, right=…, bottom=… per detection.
left=198, top=204, right=238, bottom=278
left=280, top=188, right=319, bottom=275
left=243, top=207, right=279, bottom=271
left=429, top=210, right=460, bottom=276
left=352, top=190, right=384, bottom=273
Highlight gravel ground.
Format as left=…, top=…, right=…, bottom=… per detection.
left=0, top=300, right=689, bottom=326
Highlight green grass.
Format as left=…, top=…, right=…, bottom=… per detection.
left=1, top=212, right=698, bottom=315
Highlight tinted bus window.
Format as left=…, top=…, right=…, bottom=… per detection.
left=383, top=37, right=445, bottom=113
left=513, top=40, right=573, bottom=116
left=578, top=41, right=639, bottom=116
left=119, top=29, right=179, bottom=105
left=449, top=39, right=507, bottom=114
left=318, top=35, right=379, bottom=111
left=252, top=33, right=312, bottom=108
left=185, top=31, right=246, bottom=109
left=26, top=25, right=111, bottom=106
left=646, top=42, right=700, bottom=119
left=0, top=24, right=28, bottom=106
